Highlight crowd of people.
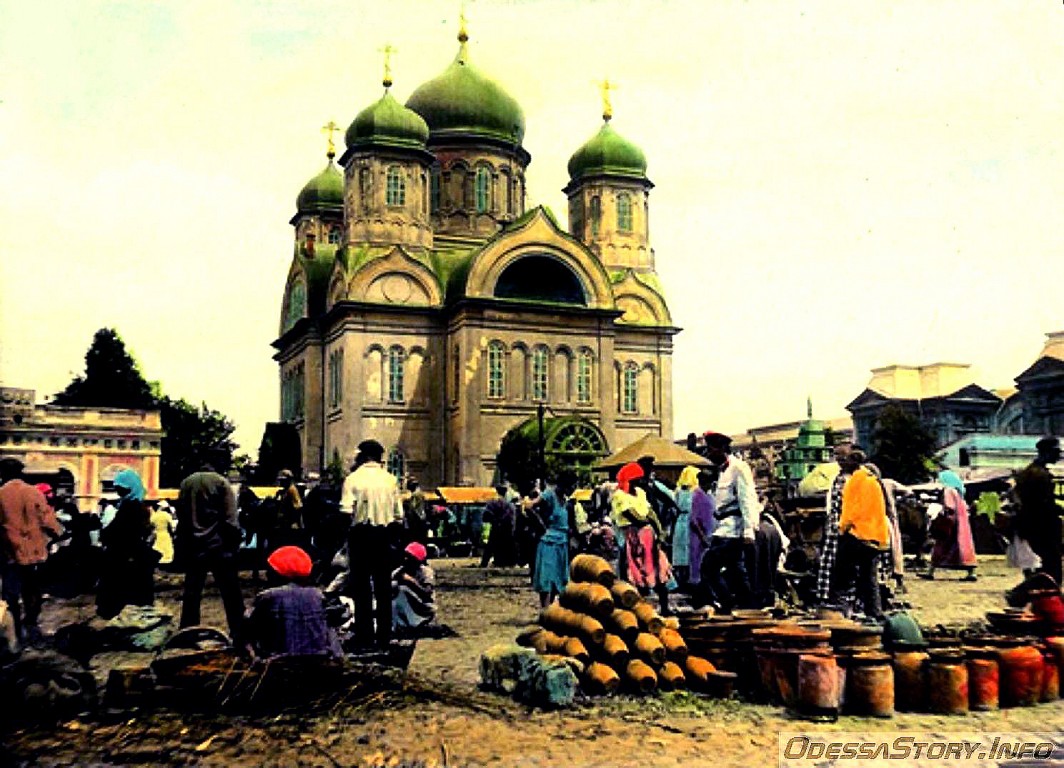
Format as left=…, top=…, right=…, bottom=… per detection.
left=0, top=432, right=1059, bottom=663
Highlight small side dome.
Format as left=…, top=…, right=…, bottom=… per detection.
left=567, top=121, right=647, bottom=183
left=296, top=158, right=344, bottom=215
left=345, top=90, right=430, bottom=151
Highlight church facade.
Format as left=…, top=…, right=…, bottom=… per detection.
left=273, top=27, right=677, bottom=487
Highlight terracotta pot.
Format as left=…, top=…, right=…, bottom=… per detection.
left=964, top=647, right=999, bottom=712
left=563, top=637, right=590, bottom=666
left=796, top=653, right=840, bottom=721
left=844, top=652, right=894, bottom=718
left=624, top=658, right=657, bottom=694
left=609, top=581, right=641, bottom=610
left=583, top=661, right=620, bottom=695
left=607, top=609, right=640, bottom=643
left=657, top=628, right=688, bottom=662
left=634, top=632, right=666, bottom=666
left=658, top=661, right=686, bottom=691
left=1045, top=637, right=1064, bottom=687
left=570, top=554, right=615, bottom=587
left=632, top=601, right=664, bottom=634
left=705, top=670, right=738, bottom=698
left=684, top=654, right=717, bottom=692
left=926, top=650, right=969, bottom=715
left=756, top=645, right=781, bottom=704
left=996, top=645, right=1044, bottom=707
left=560, top=582, right=615, bottom=619
left=892, top=650, right=929, bottom=712
left=600, top=633, right=630, bottom=667
left=776, top=648, right=831, bottom=709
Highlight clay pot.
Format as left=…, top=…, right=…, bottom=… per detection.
left=964, top=647, right=999, bottom=712
left=632, top=602, right=664, bottom=634
left=658, top=661, right=686, bottom=691
left=624, top=659, right=657, bottom=694
left=892, top=650, right=929, bottom=712
left=583, top=662, right=620, bottom=695
left=657, top=628, right=688, bottom=662
left=607, top=609, right=640, bottom=643
left=609, top=581, right=641, bottom=610
left=756, top=645, right=781, bottom=704
left=926, top=650, right=969, bottom=715
left=560, top=582, right=615, bottom=619
left=600, top=634, right=630, bottom=667
left=704, top=670, right=738, bottom=698
left=844, top=652, right=894, bottom=718
left=634, top=632, right=666, bottom=666
left=996, top=645, right=1044, bottom=707
left=684, top=654, right=717, bottom=692
left=1045, top=637, right=1064, bottom=687
left=796, top=653, right=840, bottom=721
left=563, top=637, right=590, bottom=666
left=571, top=554, right=615, bottom=587
left=775, top=648, right=832, bottom=709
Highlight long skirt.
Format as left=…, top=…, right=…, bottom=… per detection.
left=532, top=537, right=569, bottom=595
left=671, top=511, right=690, bottom=568
left=624, top=525, right=672, bottom=590
left=931, top=507, right=977, bottom=569
left=392, top=585, right=435, bottom=629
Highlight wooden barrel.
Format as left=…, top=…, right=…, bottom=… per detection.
left=996, top=645, right=1044, bottom=708
left=966, top=653, right=999, bottom=712
left=797, top=654, right=840, bottom=721
left=571, top=554, right=616, bottom=587
left=892, top=650, right=928, bottom=712
left=927, top=650, right=968, bottom=715
left=658, top=661, right=686, bottom=691
left=844, top=653, right=894, bottom=718
left=625, top=659, right=658, bottom=694
left=634, top=633, right=666, bottom=666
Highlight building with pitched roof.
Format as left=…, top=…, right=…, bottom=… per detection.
left=273, top=25, right=677, bottom=486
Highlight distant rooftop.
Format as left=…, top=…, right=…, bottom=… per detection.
left=867, top=363, right=974, bottom=400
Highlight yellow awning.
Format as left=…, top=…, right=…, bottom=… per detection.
left=436, top=487, right=498, bottom=504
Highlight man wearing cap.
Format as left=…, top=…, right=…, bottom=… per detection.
left=392, top=542, right=436, bottom=632
left=340, top=439, right=404, bottom=649
left=700, top=432, right=761, bottom=613
left=245, top=545, right=341, bottom=658
left=0, top=458, right=62, bottom=644
left=1014, top=436, right=1062, bottom=585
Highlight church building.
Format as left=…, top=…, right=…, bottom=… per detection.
left=273, top=24, right=677, bottom=486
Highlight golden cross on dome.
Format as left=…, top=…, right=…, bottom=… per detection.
left=379, top=43, right=396, bottom=88
left=597, top=78, right=615, bottom=122
left=458, top=1, right=469, bottom=43
left=321, top=121, right=340, bottom=158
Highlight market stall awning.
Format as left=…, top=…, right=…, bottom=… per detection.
left=436, top=487, right=498, bottom=504
left=796, top=462, right=840, bottom=497
left=594, top=434, right=710, bottom=471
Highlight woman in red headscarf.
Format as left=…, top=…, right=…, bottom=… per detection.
left=611, top=463, right=673, bottom=614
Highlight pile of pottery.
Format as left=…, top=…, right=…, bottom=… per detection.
left=515, top=555, right=735, bottom=697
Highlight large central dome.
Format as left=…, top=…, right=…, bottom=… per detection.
left=405, top=34, right=525, bottom=145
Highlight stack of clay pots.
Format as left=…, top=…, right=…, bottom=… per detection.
left=516, top=554, right=735, bottom=697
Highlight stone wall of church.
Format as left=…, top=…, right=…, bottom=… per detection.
left=343, top=153, right=434, bottom=248
left=429, top=144, right=527, bottom=239
left=567, top=179, right=653, bottom=273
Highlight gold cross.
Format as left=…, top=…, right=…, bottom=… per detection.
left=459, top=0, right=469, bottom=42
left=321, top=121, right=340, bottom=158
left=597, top=78, right=615, bottom=122
left=379, top=43, right=396, bottom=88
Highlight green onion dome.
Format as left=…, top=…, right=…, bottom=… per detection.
left=567, top=121, right=648, bottom=182
left=405, top=34, right=525, bottom=145
left=345, top=89, right=430, bottom=151
left=296, top=156, right=344, bottom=215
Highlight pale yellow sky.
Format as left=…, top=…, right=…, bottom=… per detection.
left=2, top=0, right=1063, bottom=451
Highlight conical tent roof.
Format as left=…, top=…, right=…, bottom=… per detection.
left=594, top=433, right=709, bottom=471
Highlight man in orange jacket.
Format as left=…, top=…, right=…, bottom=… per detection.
left=835, top=448, right=889, bottom=619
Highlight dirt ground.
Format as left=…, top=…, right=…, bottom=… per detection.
left=4, top=556, right=1064, bottom=768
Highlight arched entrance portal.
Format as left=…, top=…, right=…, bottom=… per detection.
left=496, top=416, right=609, bottom=491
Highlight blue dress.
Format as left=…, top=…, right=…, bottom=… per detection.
left=532, top=488, right=570, bottom=594
left=672, top=488, right=693, bottom=568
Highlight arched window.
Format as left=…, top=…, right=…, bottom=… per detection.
left=576, top=350, right=593, bottom=404
left=328, top=227, right=341, bottom=244
left=531, top=346, right=549, bottom=402
left=386, top=166, right=405, bottom=206
left=616, top=193, right=632, bottom=232
left=487, top=341, right=506, bottom=399
left=359, top=167, right=371, bottom=210
left=430, top=169, right=441, bottom=212
left=328, top=348, right=344, bottom=408
left=622, top=363, right=638, bottom=413
left=590, top=196, right=601, bottom=237
left=387, top=448, right=405, bottom=483
left=475, top=167, right=491, bottom=213
left=387, top=345, right=405, bottom=402
left=452, top=344, right=461, bottom=403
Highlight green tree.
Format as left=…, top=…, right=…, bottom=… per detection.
left=54, top=328, right=155, bottom=409
left=256, top=422, right=302, bottom=484
left=324, top=448, right=346, bottom=487
left=57, top=328, right=238, bottom=487
left=157, top=397, right=237, bottom=487
left=869, top=404, right=935, bottom=485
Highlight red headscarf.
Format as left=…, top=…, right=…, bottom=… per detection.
left=267, top=546, right=313, bottom=580
left=404, top=542, right=428, bottom=562
left=616, top=462, right=645, bottom=494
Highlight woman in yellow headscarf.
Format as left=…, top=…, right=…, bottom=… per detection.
left=612, top=463, right=673, bottom=614
left=671, top=466, right=700, bottom=586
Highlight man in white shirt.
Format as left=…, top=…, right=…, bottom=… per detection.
left=700, top=431, right=761, bottom=613
left=340, top=439, right=403, bottom=649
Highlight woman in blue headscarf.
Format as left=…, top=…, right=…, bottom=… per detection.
left=925, top=469, right=977, bottom=581
left=96, top=469, right=157, bottom=618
